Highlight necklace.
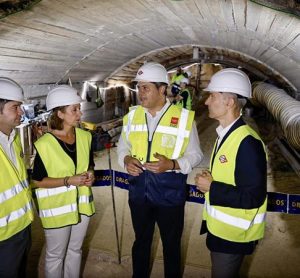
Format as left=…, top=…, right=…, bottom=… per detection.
left=63, top=141, right=76, bottom=153
left=51, top=131, right=76, bottom=153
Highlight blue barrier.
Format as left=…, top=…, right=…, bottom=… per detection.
left=94, top=169, right=300, bottom=215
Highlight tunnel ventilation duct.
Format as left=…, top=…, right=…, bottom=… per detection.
left=253, top=82, right=300, bottom=150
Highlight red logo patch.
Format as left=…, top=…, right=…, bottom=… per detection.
left=219, top=155, right=228, bottom=163
left=171, top=117, right=179, bottom=125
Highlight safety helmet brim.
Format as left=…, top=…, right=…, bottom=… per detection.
left=0, top=77, right=24, bottom=102
left=46, top=85, right=83, bottom=111
left=132, top=62, right=169, bottom=85
left=203, top=68, right=252, bottom=98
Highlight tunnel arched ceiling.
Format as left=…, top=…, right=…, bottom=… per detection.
left=107, top=45, right=296, bottom=92
left=0, top=0, right=299, bottom=92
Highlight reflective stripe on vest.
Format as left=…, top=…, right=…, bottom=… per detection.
left=0, top=135, right=33, bottom=241
left=155, top=126, right=190, bottom=138
left=205, top=202, right=266, bottom=230
left=172, top=108, right=189, bottom=159
left=0, top=202, right=32, bottom=227
left=124, top=123, right=190, bottom=137
left=123, top=107, right=138, bottom=141
left=204, top=125, right=267, bottom=242
left=0, top=179, right=29, bottom=204
left=35, top=185, right=76, bottom=199
left=79, top=195, right=92, bottom=204
left=34, top=128, right=94, bottom=228
left=39, top=203, right=78, bottom=218
left=123, top=106, right=192, bottom=160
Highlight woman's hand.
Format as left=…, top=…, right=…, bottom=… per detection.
left=68, top=173, right=91, bottom=187
left=83, top=171, right=95, bottom=187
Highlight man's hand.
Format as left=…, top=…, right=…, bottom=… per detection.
left=124, top=155, right=143, bottom=176
left=143, top=153, right=173, bottom=174
left=195, top=170, right=213, bottom=193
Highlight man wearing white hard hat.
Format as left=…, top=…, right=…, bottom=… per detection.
left=195, top=68, right=267, bottom=278
left=0, top=77, right=34, bottom=277
left=117, top=62, right=203, bottom=277
left=32, top=85, right=95, bottom=278
left=170, top=67, right=185, bottom=98
left=175, top=77, right=192, bottom=110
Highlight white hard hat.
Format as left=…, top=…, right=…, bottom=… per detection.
left=0, top=77, right=24, bottom=102
left=204, top=68, right=252, bottom=98
left=46, top=85, right=83, bottom=111
left=185, top=71, right=192, bottom=77
left=180, top=77, right=189, bottom=85
left=133, top=62, right=169, bottom=84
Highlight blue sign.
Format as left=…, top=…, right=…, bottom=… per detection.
left=115, top=171, right=130, bottom=190
left=94, top=169, right=111, bottom=187
left=288, top=194, right=300, bottom=214
left=267, top=192, right=288, bottom=213
left=188, top=185, right=205, bottom=204
left=93, top=169, right=300, bottom=215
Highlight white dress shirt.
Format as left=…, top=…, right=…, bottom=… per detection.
left=117, top=99, right=203, bottom=174
left=0, top=129, right=18, bottom=167
left=215, top=117, right=240, bottom=150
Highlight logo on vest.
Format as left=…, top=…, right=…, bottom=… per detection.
left=219, top=155, right=227, bottom=163
left=170, top=117, right=179, bottom=127
left=161, top=134, right=176, bottom=148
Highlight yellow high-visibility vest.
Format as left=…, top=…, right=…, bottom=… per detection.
left=176, top=88, right=192, bottom=110
left=34, top=128, right=95, bottom=229
left=122, top=105, right=194, bottom=162
left=203, top=125, right=267, bottom=242
left=0, top=134, right=33, bottom=241
left=171, top=74, right=185, bottom=85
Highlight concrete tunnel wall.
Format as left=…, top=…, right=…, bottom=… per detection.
left=1, top=0, right=299, bottom=276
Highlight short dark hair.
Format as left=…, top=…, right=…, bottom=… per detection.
left=0, top=98, right=9, bottom=113
left=153, top=82, right=168, bottom=95
left=48, top=106, right=67, bottom=130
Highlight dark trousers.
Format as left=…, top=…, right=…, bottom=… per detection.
left=211, top=252, right=244, bottom=278
left=129, top=201, right=185, bottom=278
left=0, top=225, right=31, bottom=278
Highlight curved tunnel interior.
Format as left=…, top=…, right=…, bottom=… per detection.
left=0, top=0, right=300, bottom=277
left=104, top=45, right=300, bottom=153
left=108, top=45, right=297, bottom=95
